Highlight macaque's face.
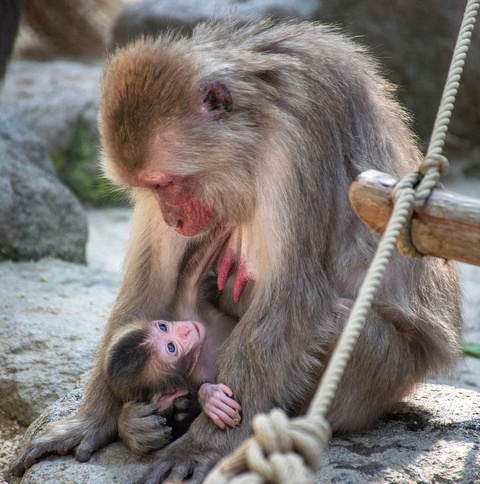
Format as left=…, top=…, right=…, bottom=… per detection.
left=150, top=320, right=206, bottom=376
left=100, top=42, right=257, bottom=236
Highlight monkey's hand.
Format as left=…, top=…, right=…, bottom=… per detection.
left=171, top=395, right=193, bottom=426
left=198, top=383, right=242, bottom=429
left=10, top=414, right=117, bottom=478
left=119, top=402, right=173, bottom=455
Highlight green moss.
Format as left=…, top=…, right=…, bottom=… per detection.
left=0, top=245, right=28, bottom=262
left=51, top=119, right=127, bottom=207
left=464, top=342, right=480, bottom=358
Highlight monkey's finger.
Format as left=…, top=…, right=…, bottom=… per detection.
left=74, top=446, right=92, bottom=462
left=190, top=459, right=216, bottom=484
left=135, top=402, right=162, bottom=418
left=10, top=447, right=40, bottom=477
left=139, top=462, right=171, bottom=484
left=143, top=414, right=168, bottom=428
left=216, top=384, right=234, bottom=397
left=167, top=460, right=195, bottom=481
left=174, top=411, right=189, bottom=423
left=173, top=396, right=190, bottom=411
left=206, top=400, right=234, bottom=419
left=204, top=408, right=226, bottom=429
left=218, top=394, right=242, bottom=411
left=210, top=408, right=237, bottom=428
left=214, top=398, right=241, bottom=417
left=11, top=439, right=69, bottom=477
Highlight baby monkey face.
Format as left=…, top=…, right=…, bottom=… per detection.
left=151, top=320, right=206, bottom=371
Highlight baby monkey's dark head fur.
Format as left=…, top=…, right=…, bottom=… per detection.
left=105, top=320, right=192, bottom=403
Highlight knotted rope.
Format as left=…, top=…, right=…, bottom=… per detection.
left=205, top=2, right=480, bottom=482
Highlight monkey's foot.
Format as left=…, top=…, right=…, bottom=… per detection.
left=10, top=417, right=116, bottom=477
left=139, top=435, right=223, bottom=484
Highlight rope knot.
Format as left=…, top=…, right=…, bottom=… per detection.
left=390, top=172, right=424, bottom=258
left=419, top=154, right=449, bottom=176
left=205, top=411, right=332, bottom=484
left=253, top=410, right=331, bottom=468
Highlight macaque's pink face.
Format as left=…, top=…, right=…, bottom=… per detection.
left=151, top=320, right=206, bottom=375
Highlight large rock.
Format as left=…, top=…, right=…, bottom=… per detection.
left=0, top=258, right=118, bottom=426
left=0, top=61, right=102, bottom=153
left=7, top=384, right=480, bottom=483
left=0, top=115, right=88, bottom=262
left=112, top=0, right=321, bottom=46
left=0, top=61, right=122, bottom=206
left=316, top=0, right=480, bottom=152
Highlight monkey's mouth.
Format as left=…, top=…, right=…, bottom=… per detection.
left=158, top=198, right=217, bottom=237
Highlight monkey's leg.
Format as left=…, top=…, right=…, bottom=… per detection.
left=139, top=414, right=237, bottom=484
left=11, top=203, right=182, bottom=476
left=139, top=259, right=460, bottom=483
left=327, top=256, right=461, bottom=432
left=11, top=372, right=120, bottom=477
left=138, top=305, right=330, bottom=483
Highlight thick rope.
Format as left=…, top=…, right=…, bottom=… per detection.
left=204, top=2, right=480, bottom=482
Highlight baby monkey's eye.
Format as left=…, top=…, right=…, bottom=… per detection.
left=167, top=342, right=176, bottom=353
left=158, top=322, right=167, bottom=332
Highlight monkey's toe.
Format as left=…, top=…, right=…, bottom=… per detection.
left=75, top=441, right=94, bottom=462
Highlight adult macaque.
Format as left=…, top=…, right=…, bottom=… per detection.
left=108, top=318, right=241, bottom=455
left=12, top=18, right=461, bottom=483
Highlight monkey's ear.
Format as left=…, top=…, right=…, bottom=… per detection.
left=199, top=81, right=233, bottom=119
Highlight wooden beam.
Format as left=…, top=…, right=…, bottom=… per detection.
left=349, top=170, right=480, bottom=266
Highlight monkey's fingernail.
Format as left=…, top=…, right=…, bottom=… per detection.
left=233, top=411, right=241, bottom=426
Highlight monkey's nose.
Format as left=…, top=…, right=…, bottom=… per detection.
left=178, top=324, right=192, bottom=338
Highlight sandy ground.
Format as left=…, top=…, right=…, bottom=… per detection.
left=1, top=189, right=479, bottom=480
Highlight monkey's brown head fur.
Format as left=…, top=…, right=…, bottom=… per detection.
left=100, top=38, right=197, bottom=176
left=99, top=28, right=276, bottom=235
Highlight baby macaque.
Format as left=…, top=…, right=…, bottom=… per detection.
left=107, top=318, right=241, bottom=454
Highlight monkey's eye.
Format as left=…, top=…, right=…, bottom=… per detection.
left=157, top=323, right=167, bottom=332
left=167, top=342, right=176, bottom=353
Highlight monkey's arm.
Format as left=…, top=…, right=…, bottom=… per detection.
left=138, top=298, right=330, bottom=483
left=11, top=201, right=185, bottom=476
left=139, top=255, right=460, bottom=483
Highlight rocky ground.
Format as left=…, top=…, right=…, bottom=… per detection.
left=0, top=209, right=130, bottom=481
left=1, top=182, right=480, bottom=481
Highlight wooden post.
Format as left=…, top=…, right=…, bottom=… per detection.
left=349, top=170, right=480, bottom=266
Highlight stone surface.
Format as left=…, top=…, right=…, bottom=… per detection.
left=0, top=258, right=119, bottom=426
left=0, top=61, right=102, bottom=153
left=0, top=114, right=88, bottom=263
left=317, top=0, right=480, bottom=151
left=317, top=385, right=480, bottom=483
left=0, top=60, right=122, bottom=206
left=7, top=384, right=479, bottom=483
left=113, top=0, right=320, bottom=46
